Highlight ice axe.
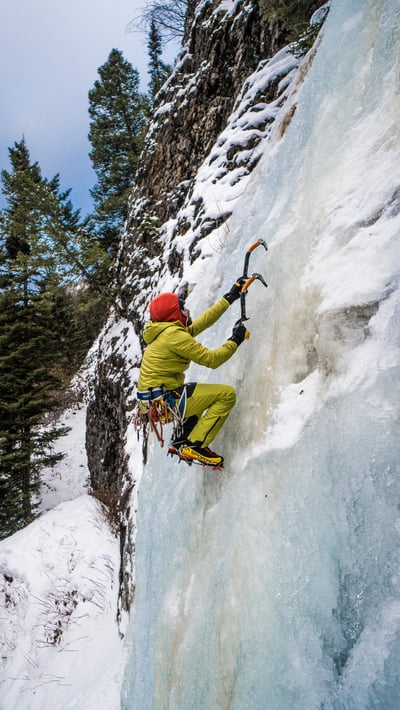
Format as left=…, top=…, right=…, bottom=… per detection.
left=240, top=239, right=268, bottom=322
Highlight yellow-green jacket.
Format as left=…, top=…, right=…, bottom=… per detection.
left=138, top=297, right=237, bottom=391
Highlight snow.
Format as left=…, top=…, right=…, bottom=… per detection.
left=2, top=0, right=400, bottom=707
left=0, top=496, right=124, bottom=710
left=122, top=1, right=400, bottom=707
left=39, top=406, right=89, bottom=513
left=160, top=46, right=300, bottom=260
left=212, top=0, right=242, bottom=19
left=1, top=365, right=125, bottom=708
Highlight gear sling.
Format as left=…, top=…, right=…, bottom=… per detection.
left=136, top=382, right=236, bottom=449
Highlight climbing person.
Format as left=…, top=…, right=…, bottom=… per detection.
left=137, top=280, right=249, bottom=467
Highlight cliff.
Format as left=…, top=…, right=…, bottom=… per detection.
left=86, top=0, right=328, bottom=614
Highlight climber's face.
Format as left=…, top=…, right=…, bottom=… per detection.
left=181, top=307, right=192, bottom=326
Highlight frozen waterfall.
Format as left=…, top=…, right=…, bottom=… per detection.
left=123, top=1, right=400, bottom=708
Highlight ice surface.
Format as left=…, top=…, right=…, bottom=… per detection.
left=122, top=1, right=400, bottom=708
left=3, top=0, right=399, bottom=707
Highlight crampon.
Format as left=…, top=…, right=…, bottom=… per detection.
left=168, top=445, right=224, bottom=471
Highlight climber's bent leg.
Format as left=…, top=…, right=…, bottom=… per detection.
left=183, top=383, right=236, bottom=447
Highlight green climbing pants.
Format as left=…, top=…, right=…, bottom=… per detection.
left=184, top=383, right=236, bottom=447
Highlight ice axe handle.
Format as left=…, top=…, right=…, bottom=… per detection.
left=240, top=240, right=268, bottom=321
left=240, top=273, right=267, bottom=321
left=241, top=275, right=256, bottom=294
left=241, top=273, right=268, bottom=294
left=240, top=276, right=255, bottom=321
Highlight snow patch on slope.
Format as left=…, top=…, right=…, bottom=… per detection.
left=0, top=496, right=124, bottom=710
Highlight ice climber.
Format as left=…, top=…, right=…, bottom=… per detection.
left=137, top=279, right=249, bottom=467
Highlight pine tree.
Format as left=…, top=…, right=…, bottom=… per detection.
left=148, top=19, right=172, bottom=102
left=88, top=49, right=150, bottom=253
left=127, top=0, right=189, bottom=45
left=0, top=283, right=68, bottom=535
left=0, top=139, right=73, bottom=537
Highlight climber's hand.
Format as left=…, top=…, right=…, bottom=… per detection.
left=228, top=319, right=249, bottom=346
left=224, top=277, right=247, bottom=304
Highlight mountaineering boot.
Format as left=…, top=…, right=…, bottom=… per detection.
left=168, top=415, right=199, bottom=456
left=180, top=441, right=224, bottom=466
left=171, top=415, right=198, bottom=446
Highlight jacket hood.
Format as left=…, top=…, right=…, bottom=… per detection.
left=142, top=320, right=183, bottom=345
left=149, top=292, right=186, bottom=324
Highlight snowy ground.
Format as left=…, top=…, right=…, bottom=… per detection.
left=39, top=406, right=90, bottom=513
left=3, top=2, right=389, bottom=707
left=0, top=404, right=125, bottom=710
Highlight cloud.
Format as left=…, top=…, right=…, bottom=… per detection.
left=0, top=0, right=155, bottom=214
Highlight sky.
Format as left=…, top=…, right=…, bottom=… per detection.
left=2, top=2, right=400, bottom=707
left=0, top=0, right=178, bottom=216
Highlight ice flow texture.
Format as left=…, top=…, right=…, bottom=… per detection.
left=123, top=1, right=400, bottom=708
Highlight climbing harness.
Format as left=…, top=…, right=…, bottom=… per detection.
left=134, top=386, right=187, bottom=448
left=240, top=239, right=268, bottom=322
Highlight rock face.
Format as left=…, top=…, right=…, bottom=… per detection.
left=86, top=360, right=128, bottom=497
left=86, top=0, right=327, bottom=615
left=134, top=0, right=284, bottom=218
left=116, top=0, right=289, bottom=321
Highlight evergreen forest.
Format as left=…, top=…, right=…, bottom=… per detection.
left=0, top=19, right=170, bottom=538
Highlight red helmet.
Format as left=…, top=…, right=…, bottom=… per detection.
left=149, top=293, right=186, bottom=325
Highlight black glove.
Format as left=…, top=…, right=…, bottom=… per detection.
left=224, top=277, right=246, bottom=304
left=228, top=320, right=249, bottom=346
